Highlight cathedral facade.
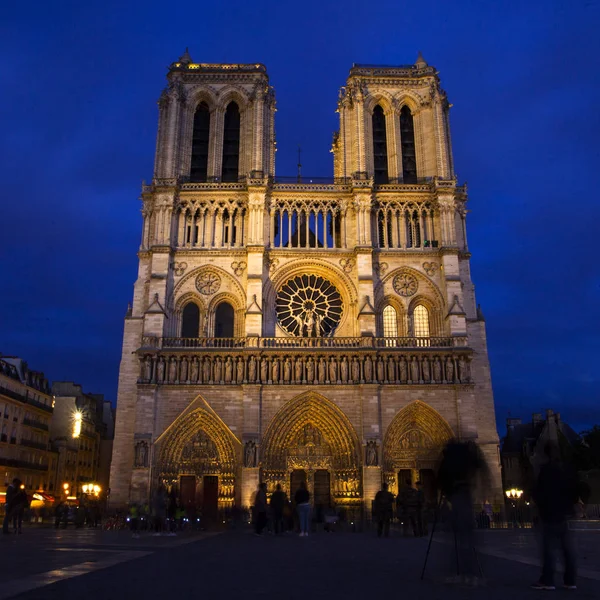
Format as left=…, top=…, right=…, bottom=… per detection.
left=109, top=51, right=502, bottom=512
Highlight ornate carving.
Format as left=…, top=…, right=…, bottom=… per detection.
left=393, top=273, right=418, bottom=297
left=195, top=270, right=221, bottom=295
left=267, top=257, right=279, bottom=274
left=365, top=440, right=378, bottom=466
left=244, top=440, right=257, bottom=467
left=276, top=274, right=343, bottom=337
left=422, top=262, right=438, bottom=277
left=374, top=262, right=388, bottom=276
left=231, top=261, right=247, bottom=276
left=339, top=258, right=355, bottom=273
left=174, top=262, right=188, bottom=276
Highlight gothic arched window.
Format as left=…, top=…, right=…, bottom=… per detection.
left=400, top=105, right=417, bottom=183
left=190, top=102, right=210, bottom=182
left=214, top=302, right=235, bottom=338
left=181, top=303, right=200, bottom=338
left=222, top=102, right=240, bottom=182
left=372, top=105, right=388, bottom=184
left=413, top=305, right=430, bottom=339
left=382, top=305, right=398, bottom=338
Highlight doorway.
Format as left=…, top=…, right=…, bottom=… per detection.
left=180, top=475, right=196, bottom=511
left=290, top=469, right=307, bottom=498
left=313, top=470, right=331, bottom=508
left=398, top=469, right=412, bottom=488
left=419, top=469, right=436, bottom=506
left=202, top=475, right=219, bottom=524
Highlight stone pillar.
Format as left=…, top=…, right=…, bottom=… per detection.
left=241, top=468, right=259, bottom=508
left=363, top=466, right=382, bottom=511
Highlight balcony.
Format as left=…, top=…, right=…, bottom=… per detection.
left=137, top=336, right=472, bottom=386
left=0, top=457, right=48, bottom=471
left=21, top=439, right=48, bottom=451
left=23, top=418, right=49, bottom=432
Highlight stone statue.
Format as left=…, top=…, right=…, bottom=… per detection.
left=190, top=358, right=199, bottom=383
left=144, top=356, right=152, bottom=381
left=387, top=356, right=395, bottom=382
left=260, top=358, right=268, bottom=383
left=433, top=357, right=442, bottom=382
left=284, top=358, right=291, bottom=382
left=134, top=441, right=148, bottom=468
left=248, top=356, right=257, bottom=382
left=237, top=357, right=244, bottom=383
left=202, top=357, right=211, bottom=383
left=340, top=357, right=348, bottom=382
left=303, top=308, right=316, bottom=337
left=376, top=357, right=384, bottom=383
left=225, top=357, right=233, bottom=383
left=446, top=357, right=454, bottom=382
left=422, top=357, right=431, bottom=382
left=244, top=440, right=257, bottom=467
left=364, top=356, right=372, bottom=382
left=329, top=357, right=338, bottom=382
left=271, top=359, right=279, bottom=383
left=351, top=357, right=360, bottom=382
left=214, top=357, right=222, bottom=383
left=410, top=356, right=419, bottom=382
left=399, top=357, right=407, bottom=382
left=169, top=358, right=177, bottom=382
left=306, top=358, right=315, bottom=382
left=458, top=356, right=469, bottom=382
left=318, top=357, right=327, bottom=383
left=295, top=357, right=303, bottom=383
left=180, top=357, right=188, bottom=382
left=365, top=440, right=378, bottom=466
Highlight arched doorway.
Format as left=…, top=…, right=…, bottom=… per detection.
left=261, top=393, right=361, bottom=509
left=154, top=407, right=239, bottom=520
left=214, top=302, right=234, bottom=338
left=383, top=401, right=454, bottom=503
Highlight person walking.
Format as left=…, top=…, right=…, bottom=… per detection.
left=531, top=441, right=578, bottom=591
left=294, top=481, right=311, bottom=537
left=129, top=503, right=140, bottom=538
left=11, top=484, right=28, bottom=534
left=415, top=480, right=427, bottom=537
left=254, top=483, right=268, bottom=536
left=270, top=484, right=287, bottom=535
left=152, top=485, right=167, bottom=535
left=3, top=479, right=21, bottom=534
left=374, top=482, right=394, bottom=537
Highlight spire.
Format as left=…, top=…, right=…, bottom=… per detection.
left=415, top=51, right=428, bottom=68
left=179, top=47, right=192, bottom=65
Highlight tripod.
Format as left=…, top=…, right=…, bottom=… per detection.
left=420, top=492, right=483, bottom=581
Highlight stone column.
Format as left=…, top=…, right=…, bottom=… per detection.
left=363, top=466, right=382, bottom=511
left=241, top=468, right=260, bottom=508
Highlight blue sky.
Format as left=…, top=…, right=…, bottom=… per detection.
left=1, top=0, right=599, bottom=435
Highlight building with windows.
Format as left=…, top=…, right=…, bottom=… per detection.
left=109, top=51, right=502, bottom=512
left=50, top=382, right=107, bottom=496
left=0, top=356, right=54, bottom=494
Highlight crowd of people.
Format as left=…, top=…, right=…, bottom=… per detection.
left=373, top=480, right=429, bottom=538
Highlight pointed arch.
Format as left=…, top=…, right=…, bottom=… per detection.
left=383, top=400, right=454, bottom=471
left=155, top=404, right=241, bottom=481
left=262, top=392, right=361, bottom=472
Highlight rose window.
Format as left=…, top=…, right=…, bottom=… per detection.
left=276, top=274, right=343, bottom=337
left=393, top=273, right=418, bottom=297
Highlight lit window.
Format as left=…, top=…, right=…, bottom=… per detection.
left=72, top=412, right=82, bottom=438
left=413, top=305, right=430, bottom=343
left=383, top=306, right=398, bottom=337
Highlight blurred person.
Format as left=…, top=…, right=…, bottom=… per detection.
left=531, top=441, right=578, bottom=591
left=11, top=484, right=29, bottom=534
left=254, top=482, right=268, bottom=536
left=416, top=481, right=427, bottom=536
left=152, top=485, right=167, bottom=535
left=129, top=503, right=140, bottom=538
left=2, top=478, right=21, bottom=534
left=270, top=484, right=287, bottom=535
left=398, top=479, right=420, bottom=537
left=437, top=439, right=488, bottom=585
left=294, top=481, right=311, bottom=537
left=374, top=482, right=394, bottom=538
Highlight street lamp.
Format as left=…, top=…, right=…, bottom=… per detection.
left=505, top=488, right=524, bottom=500
left=63, top=483, right=70, bottom=495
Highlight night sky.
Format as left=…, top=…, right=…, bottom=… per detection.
left=1, top=1, right=599, bottom=435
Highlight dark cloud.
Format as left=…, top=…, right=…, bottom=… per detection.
left=1, top=0, right=599, bottom=435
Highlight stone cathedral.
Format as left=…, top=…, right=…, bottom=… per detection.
left=109, top=50, right=502, bottom=513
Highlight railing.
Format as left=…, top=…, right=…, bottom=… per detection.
left=27, top=398, right=53, bottom=413
left=0, top=457, right=48, bottom=471
left=0, top=385, right=27, bottom=404
left=20, top=439, right=48, bottom=451
left=23, top=418, right=49, bottom=431
left=153, top=336, right=466, bottom=350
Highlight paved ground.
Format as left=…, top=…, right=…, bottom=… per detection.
left=0, top=525, right=599, bottom=599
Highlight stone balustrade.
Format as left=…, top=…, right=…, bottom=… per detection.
left=137, top=341, right=472, bottom=386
